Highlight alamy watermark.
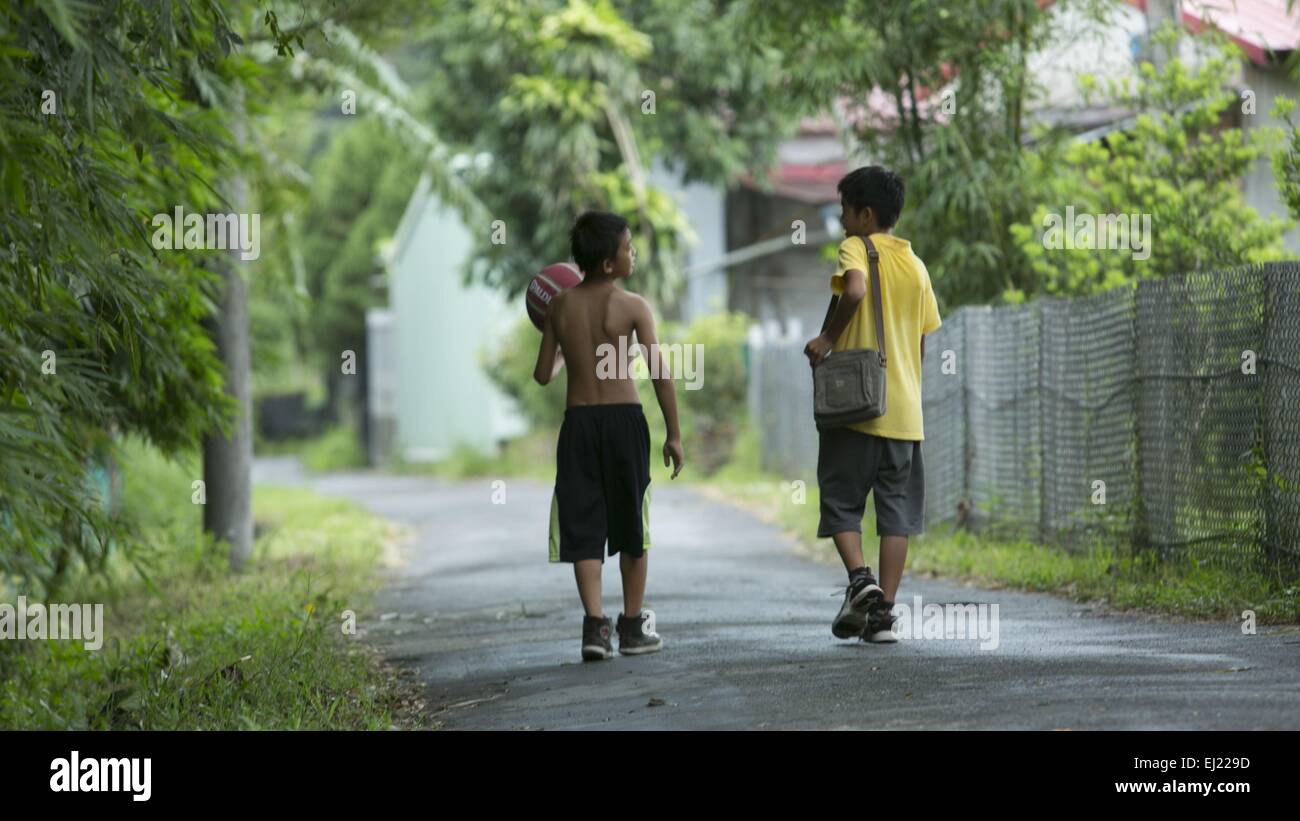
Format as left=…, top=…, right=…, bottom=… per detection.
left=50, top=751, right=150, bottom=801
left=1041, top=206, right=1152, bottom=261
left=151, top=205, right=261, bottom=261
left=882, top=595, right=1000, bottom=650
left=596, top=335, right=705, bottom=391
left=0, top=596, right=103, bottom=650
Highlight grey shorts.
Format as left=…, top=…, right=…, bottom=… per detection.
left=817, top=428, right=925, bottom=538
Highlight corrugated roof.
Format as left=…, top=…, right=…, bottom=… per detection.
left=1135, top=0, right=1300, bottom=63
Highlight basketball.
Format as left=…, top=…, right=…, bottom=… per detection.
left=526, top=262, right=583, bottom=331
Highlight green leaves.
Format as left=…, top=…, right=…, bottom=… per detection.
left=1009, top=37, right=1291, bottom=299
left=262, top=9, right=305, bottom=57
left=1272, top=96, right=1300, bottom=222
left=0, top=0, right=249, bottom=594
left=419, top=0, right=798, bottom=301
left=738, top=0, right=1066, bottom=307
left=37, top=0, right=93, bottom=51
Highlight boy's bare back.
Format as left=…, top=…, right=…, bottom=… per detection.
left=534, top=215, right=682, bottom=480
left=548, top=282, right=645, bottom=408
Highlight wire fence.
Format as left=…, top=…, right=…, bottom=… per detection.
left=747, top=263, right=1300, bottom=573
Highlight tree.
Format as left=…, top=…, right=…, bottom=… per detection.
left=416, top=0, right=801, bottom=301
left=736, top=0, right=1091, bottom=308
left=1008, top=32, right=1291, bottom=299
left=0, top=0, right=450, bottom=586
left=245, top=4, right=491, bottom=428
left=0, top=0, right=243, bottom=591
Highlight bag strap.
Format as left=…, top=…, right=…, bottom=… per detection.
left=863, top=235, right=887, bottom=366
left=819, top=235, right=887, bottom=367
left=819, top=294, right=837, bottom=335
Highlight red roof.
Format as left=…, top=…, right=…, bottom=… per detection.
left=739, top=92, right=951, bottom=203
left=745, top=0, right=1300, bottom=202
left=739, top=161, right=845, bottom=204
left=1132, top=0, right=1300, bottom=64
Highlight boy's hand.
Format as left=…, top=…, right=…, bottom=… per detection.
left=804, top=333, right=833, bottom=366
left=663, top=438, right=684, bottom=479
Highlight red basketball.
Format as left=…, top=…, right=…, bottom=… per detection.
left=526, top=262, right=583, bottom=331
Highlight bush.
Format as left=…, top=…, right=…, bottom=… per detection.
left=483, top=318, right=568, bottom=429
left=0, top=2, right=237, bottom=597
left=300, top=426, right=369, bottom=473
left=0, top=440, right=412, bottom=730
left=666, top=312, right=750, bottom=475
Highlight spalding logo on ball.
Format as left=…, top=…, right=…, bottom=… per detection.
left=526, top=262, right=584, bottom=331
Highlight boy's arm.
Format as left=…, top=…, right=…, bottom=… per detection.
left=921, top=268, right=941, bottom=363
left=532, top=308, right=565, bottom=385
left=805, top=269, right=866, bottom=365
left=631, top=295, right=684, bottom=479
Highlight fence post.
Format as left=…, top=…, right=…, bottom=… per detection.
left=746, top=323, right=764, bottom=472
left=1036, top=301, right=1047, bottom=546
left=961, top=308, right=972, bottom=531
left=1261, top=264, right=1277, bottom=567
left=1129, top=283, right=1149, bottom=554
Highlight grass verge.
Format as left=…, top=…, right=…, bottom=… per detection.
left=259, top=425, right=368, bottom=473
left=706, top=458, right=1300, bottom=624
left=391, top=427, right=558, bottom=481
left=0, top=439, right=431, bottom=730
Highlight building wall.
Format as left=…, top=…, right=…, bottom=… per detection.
left=1031, top=2, right=1298, bottom=252
left=726, top=187, right=837, bottom=340
left=648, top=163, right=728, bottom=323
left=388, top=194, right=525, bottom=461
left=1031, top=0, right=1148, bottom=114
left=1241, top=61, right=1300, bottom=252
left=365, top=308, right=396, bottom=465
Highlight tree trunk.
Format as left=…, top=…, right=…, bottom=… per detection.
left=203, top=255, right=254, bottom=570
left=203, top=95, right=253, bottom=571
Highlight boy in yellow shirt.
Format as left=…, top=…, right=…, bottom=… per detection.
left=804, top=166, right=942, bottom=643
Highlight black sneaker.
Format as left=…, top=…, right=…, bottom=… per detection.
left=831, top=568, right=884, bottom=639
left=582, top=615, right=614, bottom=661
left=863, top=600, right=899, bottom=643
left=616, top=610, right=663, bottom=655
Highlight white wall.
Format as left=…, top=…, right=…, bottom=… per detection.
left=388, top=188, right=525, bottom=461
left=649, top=161, right=727, bottom=321
left=1030, top=1, right=1225, bottom=119
left=1241, top=62, right=1300, bottom=251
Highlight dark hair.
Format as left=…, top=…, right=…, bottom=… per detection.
left=837, top=166, right=905, bottom=229
left=570, top=210, right=629, bottom=275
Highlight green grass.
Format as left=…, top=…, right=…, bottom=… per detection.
left=270, top=423, right=558, bottom=482
left=298, top=426, right=369, bottom=472
left=254, top=426, right=369, bottom=473
left=0, top=439, right=429, bottom=730
left=391, top=427, right=559, bottom=481
left=707, top=466, right=1300, bottom=624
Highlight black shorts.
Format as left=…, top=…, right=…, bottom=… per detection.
left=817, top=428, right=925, bottom=538
left=549, top=404, right=651, bottom=563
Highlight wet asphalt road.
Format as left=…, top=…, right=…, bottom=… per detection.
left=255, top=459, right=1300, bottom=730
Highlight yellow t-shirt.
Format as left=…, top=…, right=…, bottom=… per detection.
left=829, top=233, right=941, bottom=440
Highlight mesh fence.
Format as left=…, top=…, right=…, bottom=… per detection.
left=1265, top=265, right=1300, bottom=571
left=747, top=262, right=1300, bottom=573
left=749, top=327, right=819, bottom=479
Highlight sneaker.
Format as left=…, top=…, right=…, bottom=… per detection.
left=616, top=609, right=663, bottom=655
left=831, top=568, right=884, bottom=639
left=582, top=615, right=614, bottom=661
left=863, top=600, right=899, bottom=643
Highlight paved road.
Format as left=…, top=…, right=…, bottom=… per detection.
left=255, top=458, right=1300, bottom=730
